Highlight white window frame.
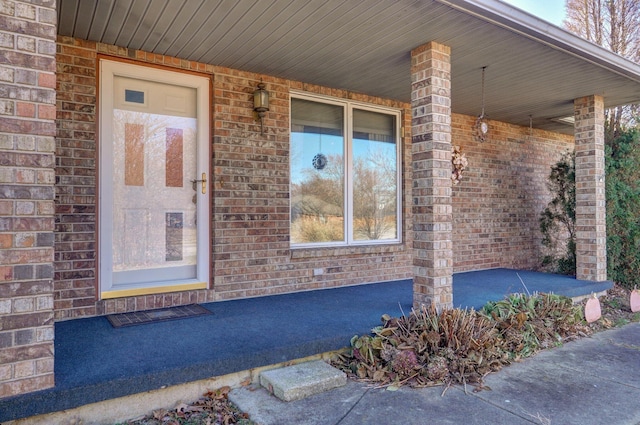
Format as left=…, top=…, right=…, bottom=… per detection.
left=290, top=91, right=402, bottom=248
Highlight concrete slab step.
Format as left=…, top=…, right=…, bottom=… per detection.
left=260, top=360, right=347, bottom=402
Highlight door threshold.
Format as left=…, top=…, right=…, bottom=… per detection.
left=101, top=281, right=207, bottom=299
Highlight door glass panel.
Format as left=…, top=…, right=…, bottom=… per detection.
left=111, top=76, right=197, bottom=285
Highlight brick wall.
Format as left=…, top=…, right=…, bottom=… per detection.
left=55, top=38, right=99, bottom=319
left=53, top=37, right=414, bottom=320
left=0, top=0, right=57, bottom=397
left=53, top=36, right=573, bottom=320
left=213, top=78, right=414, bottom=299
left=451, top=115, right=574, bottom=272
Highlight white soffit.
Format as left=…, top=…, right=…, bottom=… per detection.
left=57, top=0, right=640, bottom=134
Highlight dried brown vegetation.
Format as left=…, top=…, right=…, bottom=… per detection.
left=333, top=290, right=633, bottom=391
left=117, top=286, right=639, bottom=423
left=117, top=386, right=254, bottom=425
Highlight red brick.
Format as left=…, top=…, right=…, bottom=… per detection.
left=0, top=266, right=12, bottom=280
left=15, top=102, right=35, bottom=118
left=0, top=234, right=12, bottom=248
left=0, top=311, right=53, bottom=331
left=37, top=104, right=56, bottom=119
left=0, top=117, right=55, bottom=136
left=0, top=247, right=52, bottom=264
left=0, top=201, right=12, bottom=215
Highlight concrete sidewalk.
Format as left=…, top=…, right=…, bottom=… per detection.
left=230, top=322, right=640, bottom=425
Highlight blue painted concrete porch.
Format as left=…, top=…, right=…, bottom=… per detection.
left=0, top=268, right=612, bottom=422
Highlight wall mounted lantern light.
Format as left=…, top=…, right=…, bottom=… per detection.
left=253, top=82, right=269, bottom=135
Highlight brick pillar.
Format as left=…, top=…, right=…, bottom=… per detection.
left=574, top=95, right=607, bottom=281
left=411, top=42, right=453, bottom=310
left=0, top=1, right=57, bottom=397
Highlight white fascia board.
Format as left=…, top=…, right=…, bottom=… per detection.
left=437, top=0, right=640, bottom=83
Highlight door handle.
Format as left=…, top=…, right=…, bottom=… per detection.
left=191, top=172, right=207, bottom=194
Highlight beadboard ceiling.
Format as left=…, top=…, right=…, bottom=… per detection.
left=57, top=0, right=640, bottom=134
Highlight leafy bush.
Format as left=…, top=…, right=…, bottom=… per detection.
left=606, top=129, right=640, bottom=289
left=539, top=152, right=576, bottom=275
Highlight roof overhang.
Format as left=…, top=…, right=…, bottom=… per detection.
left=57, top=0, right=640, bottom=134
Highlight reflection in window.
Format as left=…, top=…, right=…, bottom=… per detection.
left=291, top=98, right=345, bottom=244
left=290, top=96, right=400, bottom=246
left=352, top=109, right=397, bottom=241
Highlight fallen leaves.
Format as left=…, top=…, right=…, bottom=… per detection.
left=122, top=386, right=254, bottom=425
left=586, top=284, right=640, bottom=331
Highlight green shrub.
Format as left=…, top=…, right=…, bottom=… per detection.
left=539, top=129, right=640, bottom=289
left=606, top=129, right=640, bottom=289
left=539, top=152, right=576, bottom=275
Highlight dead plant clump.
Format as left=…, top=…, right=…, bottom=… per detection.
left=117, top=386, right=255, bottom=425
left=333, top=289, right=636, bottom=391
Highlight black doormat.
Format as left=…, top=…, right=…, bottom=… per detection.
left=106, top=304, right=212, bottom=328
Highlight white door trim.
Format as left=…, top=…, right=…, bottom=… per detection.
left=98, top=59, right=210, bottom=299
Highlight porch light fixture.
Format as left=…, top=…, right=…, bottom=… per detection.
left=253, top=82, right=269, bottom=135
left=474, top=66, right=489, bottom=143
left=551, top=115, right=575, bottom=126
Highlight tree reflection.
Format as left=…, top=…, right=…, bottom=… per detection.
left=353, top=148, right=397, bottom=240
left=111, top=109, right=198, bottom=271
left=291, top=147, right=397, bottom=243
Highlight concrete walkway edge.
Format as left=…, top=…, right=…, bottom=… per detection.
left=230, top=322, right=640, bottom=425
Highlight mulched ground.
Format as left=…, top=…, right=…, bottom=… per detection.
left=119, top=285, right=639, bottom=425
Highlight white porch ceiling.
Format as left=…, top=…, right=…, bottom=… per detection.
left=56, top=0, right=640, bottom=134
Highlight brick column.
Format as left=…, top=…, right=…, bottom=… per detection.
left=574, top=95, right=607, bottom=281
left=411, top=42, right=453, bottom=310
left=0, top=1, right=57, bottom=397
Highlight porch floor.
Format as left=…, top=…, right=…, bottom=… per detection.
left=0, top=268, right=612, bottom=422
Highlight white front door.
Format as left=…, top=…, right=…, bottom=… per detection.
left=99, top=59, right=210, bottom=298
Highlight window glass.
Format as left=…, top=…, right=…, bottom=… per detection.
left=352, top=109, right=397, bottom=241
left=291, top=98, right=345, bottom=244
left=290, top=95, right=400, bottom=246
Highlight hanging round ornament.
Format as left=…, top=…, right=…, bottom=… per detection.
left=474, top=66, right=489, bottom=143
left=312, top=153, right=327, bottom=170
left=475, top=114, right=489, bottom=142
